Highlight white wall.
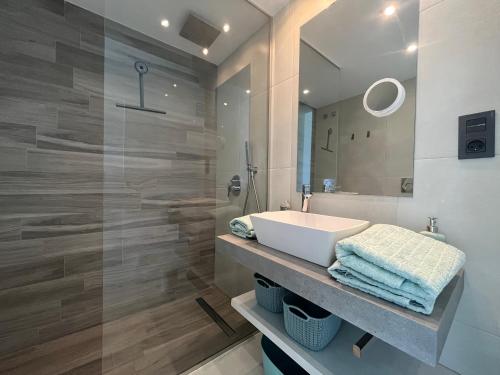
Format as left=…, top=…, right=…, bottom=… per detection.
left=268, top=0, right=500, bottom=373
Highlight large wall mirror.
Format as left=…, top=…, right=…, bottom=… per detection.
left=296, top=0, right=419, bottom=196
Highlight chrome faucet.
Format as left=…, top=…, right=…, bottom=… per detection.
left=302, top=184, right=312, bottom=213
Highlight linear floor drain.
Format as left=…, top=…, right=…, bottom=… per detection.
left=196, top=297, right=236, bottom=337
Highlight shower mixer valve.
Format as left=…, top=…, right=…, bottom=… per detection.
left=227, top=175, right=241, bottom=197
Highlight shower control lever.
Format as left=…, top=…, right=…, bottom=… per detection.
left=227, top=175, right=241, bottom=197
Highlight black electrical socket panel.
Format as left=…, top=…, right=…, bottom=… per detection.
left=458, top=110, right=495, bottom=159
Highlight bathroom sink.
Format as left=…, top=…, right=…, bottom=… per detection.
left=250, top=211, right=370, bottom=267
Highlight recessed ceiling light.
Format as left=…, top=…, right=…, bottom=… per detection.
left=303, top=89, right=310, bottom=95
left=164, top=93, right=168, bottom=97
left=223, top=102, right=228, bottom=107
left=223, top=23, right=230, bottom=33
left=173, top=83, right=177, bottom=88
left=246, top=89, right=251, bottom=94
left=161, top=19, right=170, bottom=28
left=383, top=5, right=396, bottom=16
left=202, top=48, right=209, bottom=56
left=406, top=43, right=418, bottom=53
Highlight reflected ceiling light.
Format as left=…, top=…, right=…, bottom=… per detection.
left=303, top=89, right=310, bottom=95
left=164, top=93, right=168, bottom=97
left=383, top=5, right=396, bottom=16
left=202, top=48, right=209, bottom=56
left=246, top=89, right=251, bottom=94
left=161, top=19, right=170, bottom=28
left=173, top=83, right=177, bottom=87
left=223, top=23, right=230, bottom=33
left=406, top=43, right=418, bottom=53
left=223, top=102, right=228, bottom=106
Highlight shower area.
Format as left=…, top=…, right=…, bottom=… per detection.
left=0, top=1, right=269, bottom=374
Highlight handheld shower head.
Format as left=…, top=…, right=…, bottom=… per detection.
left=245, top=141, right=251, bottom=167
left=243, top=141, right=261, bottom=214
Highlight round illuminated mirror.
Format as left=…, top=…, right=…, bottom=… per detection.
left=363, top=78, right=406, bottom=118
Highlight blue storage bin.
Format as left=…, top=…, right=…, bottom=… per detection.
left=261, top=335, right=308, bottom=375
left=283, top=294, right=342, bottom=351
left=254, top=273, right=288, bottom=313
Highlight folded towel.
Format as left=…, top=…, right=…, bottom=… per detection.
left=328, top=224, right=465, bottom=314
left=229, top=215, right=256, bottom=239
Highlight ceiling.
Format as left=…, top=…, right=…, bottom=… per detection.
left=67, top=0, right=269, bottom=65
left=247, top=0, right=290, bottom=16
left=300, top=0, right=419, bottom=108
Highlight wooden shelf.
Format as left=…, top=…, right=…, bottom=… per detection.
left=218, top=234, right=464, bottom=366
left=232, top=291, right=456, bottom=375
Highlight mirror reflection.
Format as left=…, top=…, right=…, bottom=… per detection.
left=297, top=0, right=419, bottom=196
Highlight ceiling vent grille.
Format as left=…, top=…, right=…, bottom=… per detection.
left=179, top=13, right=221, bottom=48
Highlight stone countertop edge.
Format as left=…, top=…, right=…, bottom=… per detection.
left=216, top=234, right=464, bottom=367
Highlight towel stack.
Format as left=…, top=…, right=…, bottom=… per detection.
left=229, top=215, right=256, bottom=239
left=328, top=224, right=465, bottom=314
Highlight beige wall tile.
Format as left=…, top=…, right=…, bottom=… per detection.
left=250, top=91, right=270, bottom=170
left=415, top=0, right=500, bottom=159
left=439, top=320, right=500, bottom=375
left=271, top=6, right=296, bottom=86
left=269, top=78, right=294, bottom=169
left=397, top=157, right=500, bottom=337
left=269, top=168, right=292, bottom=210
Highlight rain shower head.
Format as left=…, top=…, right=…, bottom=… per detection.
left=134, top=61, right=149, bottom=74
left=116, top=61, right=166, bottom=115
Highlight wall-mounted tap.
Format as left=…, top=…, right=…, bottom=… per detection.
left=302, top=184, right=312, bottom=213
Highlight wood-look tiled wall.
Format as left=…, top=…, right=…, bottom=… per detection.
left=0, top=0, right=217, bottom=364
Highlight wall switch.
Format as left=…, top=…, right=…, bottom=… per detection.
left=458, top=110, right=495, bottom=159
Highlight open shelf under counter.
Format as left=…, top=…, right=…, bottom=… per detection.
left=232, top=291, right=457, bottom=375
left=218, top=234, right=464, bottom=366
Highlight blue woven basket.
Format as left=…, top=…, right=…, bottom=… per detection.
left=283, top=294, right=342, bottom=351
left=254, top=273, right=288, bottom=313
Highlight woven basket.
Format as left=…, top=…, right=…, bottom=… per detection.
left=254, top=273, right=288, bottom=313
left=283, top=294, right=342, bottom=351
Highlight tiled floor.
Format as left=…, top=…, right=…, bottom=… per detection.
left=0, top=287, right=256, bottom=375
left=188, top=333, right=263, bottom=375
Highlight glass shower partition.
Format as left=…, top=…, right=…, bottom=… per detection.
left=101, top=15, right=258, bottom=375
left=213, top=65, right=269, bottom=298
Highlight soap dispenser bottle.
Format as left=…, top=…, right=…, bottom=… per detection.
left=420, top=217, right=447, bottom=242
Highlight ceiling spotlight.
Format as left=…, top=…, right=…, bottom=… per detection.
left=173, top=83, right=177, bottom=88
left=223, top=23, right=230, bottom=33
left=406, top=43, right=418, bottom=53
left=223, top=102, right=228, bottom=107
left=303, top=89, right=310, bottom=95
left=161, top=19, right=170, bottom=28
left=202, top=48, right=209, bottom=56
left=246, top=89, right=251, bottom=94
left=164, top=93, right=168, bottom=97
left=383, top=5, right=396, bottom=16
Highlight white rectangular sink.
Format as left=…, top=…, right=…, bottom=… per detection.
left=250, top=211, right=370, bottom=267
